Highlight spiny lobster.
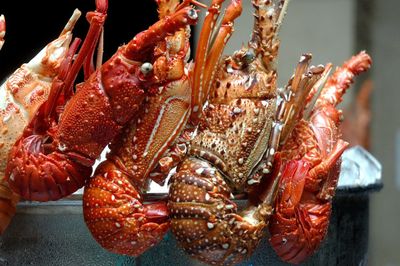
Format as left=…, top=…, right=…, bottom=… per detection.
left=82, top=0, right=244, bottom=257
left=268, top=51, right=372, bottom=264
left=0, top=9, right=82, bottom=233
left=5, top=0, right=200, bottom=202
left=4, top=0, right=109, bottom=202
left=168, top=1, right=371, bottom=266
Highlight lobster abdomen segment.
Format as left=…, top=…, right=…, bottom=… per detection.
left=269, top=160, right=337, bottom=264
left=7, top=135, right=91, bottom=201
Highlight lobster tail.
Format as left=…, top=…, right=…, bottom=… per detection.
left=269, top=160, right=335, bottom=264
left=169, top=158, right=265, bottom=265
left=83, top=161, right=169, bottom=256
left=6, top=134, right=91, bottom=201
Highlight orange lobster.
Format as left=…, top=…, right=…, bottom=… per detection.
left=0, top=10, right=83, bottom=233
left=83, top=0, right=200, bottom=256
left=268, top=51, right=372, bottom=264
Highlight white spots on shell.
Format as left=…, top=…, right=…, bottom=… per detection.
left=193, top=105, right=199, bottom=112
left=207, top=222, right=215, bottom=230
left=225, top=204, right=234, bottom=210
left=253, top=108, right=260, bottom=115
left=233, top=107, right=242, bottom=114
left=205, top=193, right=211, bottom=201
left=222, top=243, right=230, bottom=249
left=263, top=168, right=270, bottom=174
left=269, top=148, right=275, bottom=155
left=58, top=143, right=67, bottom=152
left=247, top=179, right=258, bottom=185
left=132, top=154, right=138, bottom=160
left=238, top=158, right=244, bottom=165
left=195, top=168, right=205, bottom=175
left=115, top=222, right=121, bottom=228
left=111, top=195, right=115, bottom=201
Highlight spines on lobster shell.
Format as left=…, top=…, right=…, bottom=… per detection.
left=269, top=51, right=372, bottom=264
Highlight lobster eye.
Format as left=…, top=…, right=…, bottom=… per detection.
left=242, top=50, right=255, bottom=65
left=140, top=62, right=153, bottom=75
left=187, top=8, right=198, bottom=20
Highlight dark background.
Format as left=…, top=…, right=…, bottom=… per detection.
left=0, top=0, right=163, bottom=79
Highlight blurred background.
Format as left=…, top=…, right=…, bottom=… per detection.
left=0, top=0, right=399, bottom=265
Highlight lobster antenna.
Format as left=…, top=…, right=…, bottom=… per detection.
left=60, top=9, right=82, bottom=37
left=276, top=0, right=291, bottom=33
left=303, top=66, right=332, bottom=120
left=96, top=28, right=104, bottom=70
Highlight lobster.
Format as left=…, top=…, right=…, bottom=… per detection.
left=168, top=0, right=328, bottom=265
left=82, top=0, right=203, bottom=256
left=0, top=9, right=82, bottom=233
left=3, top=0, right=200, bottom=202
left=268, top=51, right=372, bottom=264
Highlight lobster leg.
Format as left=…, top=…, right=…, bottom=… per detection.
left=190, top=0, right=242, bottom=124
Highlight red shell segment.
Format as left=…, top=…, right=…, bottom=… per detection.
left=55, top=55, right=144, bottom=162
left=83, top=161, right=169, bottom=256
left=6, top=135, right=91, bottom=201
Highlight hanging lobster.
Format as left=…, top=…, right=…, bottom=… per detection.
left=5, top=0, right=199, bottom=203
left=82, top=0, right=201, bottom=256
left=268, top=51, right=372, bottom=264
left=168, top=0, right=328, bottom=265
left=82, top=0, right=257, bottom=258
left=0, top=9, right=83, bottom=233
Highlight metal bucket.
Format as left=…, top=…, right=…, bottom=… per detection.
left=0, top=146, right=382, bottom=265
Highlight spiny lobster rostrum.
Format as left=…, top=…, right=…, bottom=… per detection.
left=83, top=0, right=205, bottom=256
left=0, top=9, right=83, bottom=233
left=168, top=1, right=371, bottom=265
left=5, top=0, right=199, bottom=202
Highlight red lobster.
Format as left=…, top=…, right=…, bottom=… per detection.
left=0, top=10, right=82, bottom=233
left=4, top=0, right=110, bottom=202
left=82, top=0, right=204, bottom=256
left=5, top=1, right=200, bottom=203
left=268, top=51, right=372, bottom=264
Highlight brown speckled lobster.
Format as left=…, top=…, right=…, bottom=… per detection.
left=168, top=1, right=371, bottom=266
